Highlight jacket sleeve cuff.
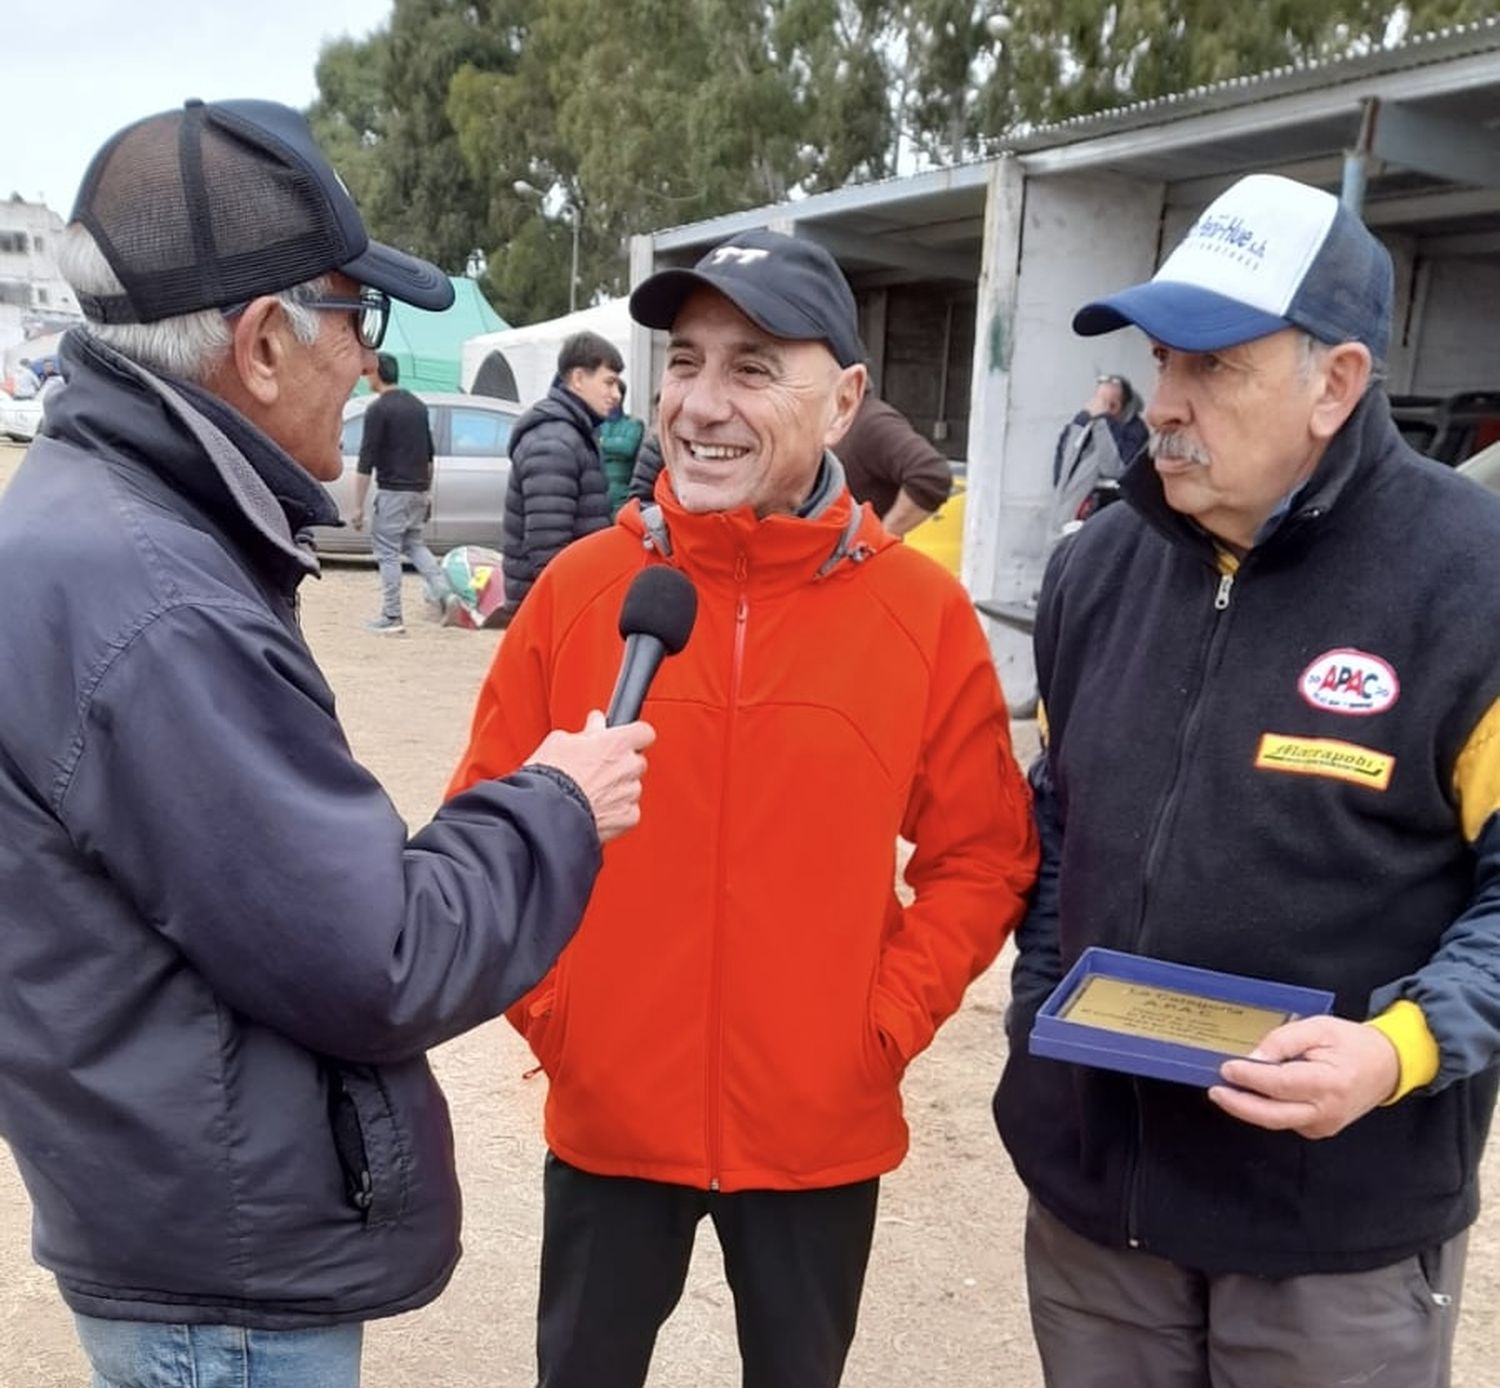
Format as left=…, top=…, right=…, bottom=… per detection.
left=519, top=763, right=595, bottom=827
left=1366, top=1000, right=1440, bottom=1103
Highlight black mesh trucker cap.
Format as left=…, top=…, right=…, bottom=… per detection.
left=70, top=98, right=453, bottom=324
left=630, top=229, right=865, bottom=367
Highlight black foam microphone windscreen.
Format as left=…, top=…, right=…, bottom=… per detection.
left=605, top=567, right=699, bottom=725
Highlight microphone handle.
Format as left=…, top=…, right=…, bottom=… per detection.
left=606, top=634, right=667, bottom=726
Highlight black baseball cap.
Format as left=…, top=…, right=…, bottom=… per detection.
left=70, top=98, right=453, bottom=325
left=630, top=229, right=865, bottom=368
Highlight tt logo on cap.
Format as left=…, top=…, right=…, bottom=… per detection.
left=708, top=247, right=770, bottom=268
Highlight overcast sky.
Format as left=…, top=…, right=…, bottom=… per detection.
left=2, top=0, right=394, bottom=215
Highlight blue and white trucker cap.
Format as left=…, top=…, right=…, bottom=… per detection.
left=1073, top=174, right=1393, bottom=359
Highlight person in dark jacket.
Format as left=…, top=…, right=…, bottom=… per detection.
left=0, top=99, right=654, bottom=1388
left=501, top=330, right=619, bottom=617
left=995, top=173, right=1500, bottom=1388
left=627, top=389, right=665, bottom=503
left=834, top=389, right=953, bottom=536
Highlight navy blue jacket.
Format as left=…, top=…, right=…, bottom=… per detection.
left=997, top=390, right=1500, bottom=1277
left=0, top=333, right=601, bottom=1327
left=501, top=380, right=610, bottom=612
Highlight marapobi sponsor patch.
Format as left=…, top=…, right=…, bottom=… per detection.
left=1255, top=733, right=1395, bottom=791
left=1298, top=648, right=1399, bottom=716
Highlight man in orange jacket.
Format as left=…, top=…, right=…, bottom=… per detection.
left=448, top=228, right=1038, bottom=1388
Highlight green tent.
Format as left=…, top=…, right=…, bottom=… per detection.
left=361, top=276, right=506, bottom=394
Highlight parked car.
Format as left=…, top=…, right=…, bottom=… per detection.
left=0, top=380, right=55, bottom=443
left=312, top=391, right=522, bottom=556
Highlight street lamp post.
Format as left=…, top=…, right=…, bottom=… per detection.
left=514, top=179, right=580, bottom=312
left=566, top=202, right=580, bottom=314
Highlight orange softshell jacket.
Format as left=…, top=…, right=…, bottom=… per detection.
left=448, top=481, right=1038, bottom=1191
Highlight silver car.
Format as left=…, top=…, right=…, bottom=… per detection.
left=312, top=391, right=521, bottom=555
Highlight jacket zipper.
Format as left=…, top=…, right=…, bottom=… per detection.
left=707, top=553, right=750, bottom=1191
left=1124, top=562, right=1237, bottom=1247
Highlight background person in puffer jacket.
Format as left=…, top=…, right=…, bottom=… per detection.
left=0, top=99, right=654, bottom=1388
left=449, top=228, right=1038, bottom=1388
left=500, top=330, right=619, bottom=620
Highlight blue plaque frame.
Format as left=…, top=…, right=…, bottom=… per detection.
left=1028, top=947, right=1335, bottom=1088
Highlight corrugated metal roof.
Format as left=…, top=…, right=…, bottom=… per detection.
left=1007, top=15, right=1500, bottom=154
left=645, top=15, right=1500, bottom=256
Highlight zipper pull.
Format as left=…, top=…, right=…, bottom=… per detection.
left=1214, top=572, right=1234, bottom=611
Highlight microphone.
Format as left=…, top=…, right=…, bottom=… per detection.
left=606, top=567, right=699, bottom=726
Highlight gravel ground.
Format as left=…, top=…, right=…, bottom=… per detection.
left=0, top=438, right=1496, bottom=1386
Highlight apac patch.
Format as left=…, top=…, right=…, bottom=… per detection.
left=1255, top=733, right=1395, bottom=791
left=1299, top=648, right=1399, bottom=716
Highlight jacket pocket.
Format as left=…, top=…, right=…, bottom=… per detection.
left=523, top=963, right=572, bottom=1079
left=864, top=984, right=909, bottom=1084
left=327, top=1064, right=409, bottom=1227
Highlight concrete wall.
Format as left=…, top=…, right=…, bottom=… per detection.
left=880, top=285, right=975, bottom=460
left=1407, top=256, right=1500, bottom=394
left=965, top=163, right=1165, bottom=709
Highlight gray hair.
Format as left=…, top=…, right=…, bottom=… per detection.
left=59, top=224, right=332, bottom=383
left=1298, top=331, right=1387, bottom=390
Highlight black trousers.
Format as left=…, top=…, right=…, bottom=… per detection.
left=536, top=1153, right=880, bottom=1388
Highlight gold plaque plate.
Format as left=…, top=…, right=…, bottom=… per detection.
left=1059, top=975, right=1291, bottom=1055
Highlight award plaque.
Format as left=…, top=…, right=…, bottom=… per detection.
left=1029, top=947, right=1334, bottom=1087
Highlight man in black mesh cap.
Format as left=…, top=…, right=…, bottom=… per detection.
left=0, top=99, right=654, bottom=1386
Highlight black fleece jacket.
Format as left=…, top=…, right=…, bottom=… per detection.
left=996, top=390, right=1500, bottom=1277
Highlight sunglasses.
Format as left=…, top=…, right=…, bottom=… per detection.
left=223, top=286, right=391, bottom=350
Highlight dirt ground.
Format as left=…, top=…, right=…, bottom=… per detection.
left=0, top=437, right=1497, bottom=1386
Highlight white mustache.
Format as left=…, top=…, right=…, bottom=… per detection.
left=1149, top=431, right=1212, bottom=466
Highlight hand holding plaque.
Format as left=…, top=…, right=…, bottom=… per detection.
left=1029, top=947, right=1335, bottom=1088
left=1209, top=1013, right=1402, bottom=1138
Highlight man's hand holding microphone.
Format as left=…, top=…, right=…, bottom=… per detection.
left=527, top=713, right=655, bottom=843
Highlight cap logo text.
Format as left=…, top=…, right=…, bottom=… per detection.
left=1189, top=213, right=1268, bottom=263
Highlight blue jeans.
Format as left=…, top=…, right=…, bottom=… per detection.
left=74, top=1315, right=363, bottom=1388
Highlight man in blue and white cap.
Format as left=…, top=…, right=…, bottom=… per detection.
left=994, top=173, right=1500, bottom=1386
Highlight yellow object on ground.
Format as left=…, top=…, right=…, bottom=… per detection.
left=905, top=462, right=966, bottom=577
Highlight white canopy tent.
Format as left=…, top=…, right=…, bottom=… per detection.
left=462, top=298, right=635, bottom=407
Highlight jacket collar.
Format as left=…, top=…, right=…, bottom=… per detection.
left=508, top=379, right=604, bottom=454
left=619, top=451, right=896, bottom=595
left=1121, top=388, right=1403, bottom=562
left=48, top=331, right=337, bottom=577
